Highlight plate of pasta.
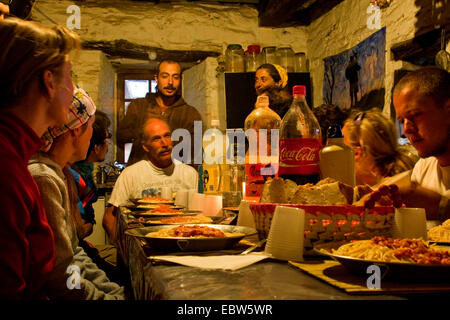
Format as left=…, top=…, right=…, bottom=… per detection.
left=131, top=196, right=175, bottom=205
left=129, top=205, right=199, bottom=217
left=125, top=224, right=257, bottom=252
left=428, top=219, right=450, bottom=245
left=137, top=215, right=220, bottom=225
left=315, top=237, right=450, bottom=282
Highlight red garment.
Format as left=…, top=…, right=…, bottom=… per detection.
left=0, top=112, right=55, bottom=299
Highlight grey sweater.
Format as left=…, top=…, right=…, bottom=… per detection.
left=29, top=152, right=124, bottom=300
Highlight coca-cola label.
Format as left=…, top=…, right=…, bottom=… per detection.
left=278, top=138, right=321, bottom=175
left=244, top=163, right=278, bottom=197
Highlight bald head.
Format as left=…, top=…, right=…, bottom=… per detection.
left=141, top=118, right=173, bottom=168
left=393, top=67, right=450, bottom=107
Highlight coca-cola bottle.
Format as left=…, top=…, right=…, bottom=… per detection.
left=244, top=95, right=281, bottom=198
left=279, top=85, right=322, bottom=185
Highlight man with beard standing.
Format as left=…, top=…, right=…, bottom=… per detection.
left=392, top=67, right=449, bottom=221
left=117, top=60, right=203, bottom=166
left=103, top=118, right=198, bottom=241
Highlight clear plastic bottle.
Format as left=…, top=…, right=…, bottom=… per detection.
left=225, top=44, right=245, bottom=72
left=245, top=45, right=261, bottom=72
left=202, top=119, right=227, bottom=194
left=244, top=95, right=281, bottom=198
left=319, top=125, right=355, bottom=186
left=279, top=85, right=322, bottom=185
left=276, top=46, right=295, bottom=72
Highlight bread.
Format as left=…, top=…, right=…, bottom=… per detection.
left=284, top=179, right=298, bottom=203
left=291, top=179, right=353, bottom=205
left=260, top=177, right=354, bottom=205
left=260, top=177, right=286, bottom=203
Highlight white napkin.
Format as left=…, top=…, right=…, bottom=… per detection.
left=149, top=252, right=269, bottom=271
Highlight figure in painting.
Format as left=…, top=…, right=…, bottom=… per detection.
left=345, top=53, right=361, bottom=107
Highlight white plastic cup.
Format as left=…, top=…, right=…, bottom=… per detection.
left=237, top=199, right=257, bottom=229
left=187, top=188, right=197, bottom=210
left=392, top=207, right=427, bottom=240
left=264, top=206, right=305, bottom=262
left=160, top=187, right=172, bottom=200
left=204, top=194, right=223, bottom=217
left=190, top=193, right=205, bottom=212
left=175, top=189, right=189, bottom=208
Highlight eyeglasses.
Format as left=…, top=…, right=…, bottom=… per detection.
left=351, top=112, right=366, bottom=148
left=354, top=112, right=366, bottom=126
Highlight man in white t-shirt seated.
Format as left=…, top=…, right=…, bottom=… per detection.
left=103, top=118, right=198, bottom=241
left=392, top=67, right=449, bottom=221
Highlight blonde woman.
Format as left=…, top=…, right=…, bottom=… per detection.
left=342, top=108, right=417, bottom=186
left=0, top=18, right=79, bottom=299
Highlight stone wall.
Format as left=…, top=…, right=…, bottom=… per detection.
left=31, top=0, right=430, bottom=143
left=31, top=0, right=308, bottom=141
left=307, top=0, right=421, bottom=117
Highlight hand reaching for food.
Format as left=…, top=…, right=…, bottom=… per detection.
left=354, top=184, right=403, bottom=209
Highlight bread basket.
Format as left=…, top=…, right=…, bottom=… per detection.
left=249, top=203, right=395, bottom=253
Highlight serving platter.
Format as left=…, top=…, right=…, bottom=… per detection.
left=314, top=242, right=450, bottom=282
left=130, top=197, right=175, bottom=205
left=137, top=215, right=225, bottom=225
left=125, top=224, right=257, bottom=252
left=129, top=209, right=201, bottom=217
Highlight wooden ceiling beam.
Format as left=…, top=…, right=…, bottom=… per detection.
left=258, top=0, right=311, bottom=27
left=258, top=0, right=343, bottom=28
left=82, top=39, right=220, bottom=63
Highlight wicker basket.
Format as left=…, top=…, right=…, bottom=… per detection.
left=249, top=203, right=395, bottom=253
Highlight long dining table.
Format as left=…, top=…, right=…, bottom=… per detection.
left=114, top=207, right=420, bottom=301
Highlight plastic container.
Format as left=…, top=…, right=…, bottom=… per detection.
left=276, top=47, right=295, bottom=72
left=245, top=45, right=262, bottom=72
left=225, top=44, right=245, bottom=72
left=295, top=52, right=308, bottom=72
left=279, top=85, right=322, bottom=185
left=262, top=46, right=277, bottom=65
left=244, top=95, right=281, bottom=198
left=201, top=120, right=228, bottom=194
left=319, top=125, right=355, bottom=187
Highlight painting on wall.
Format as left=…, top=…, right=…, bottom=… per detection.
left=323, top=27, right=386, bottom=111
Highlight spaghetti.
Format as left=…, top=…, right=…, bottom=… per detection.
left=331, top=236, right=450, bottom=265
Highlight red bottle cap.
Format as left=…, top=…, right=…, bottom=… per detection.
left=293, top=85, right=306, bottom=96
left=247, top=45, right=261, bottom=53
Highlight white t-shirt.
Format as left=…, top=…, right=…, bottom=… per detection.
left=411, top=156, right=450, bottom=219
left=108, top=159, right=198, bottom=207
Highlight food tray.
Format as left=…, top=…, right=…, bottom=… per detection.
left=125, top=224, right=257, bottom=252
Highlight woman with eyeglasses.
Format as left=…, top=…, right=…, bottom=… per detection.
left=342, top=108, right=417, bottom=186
